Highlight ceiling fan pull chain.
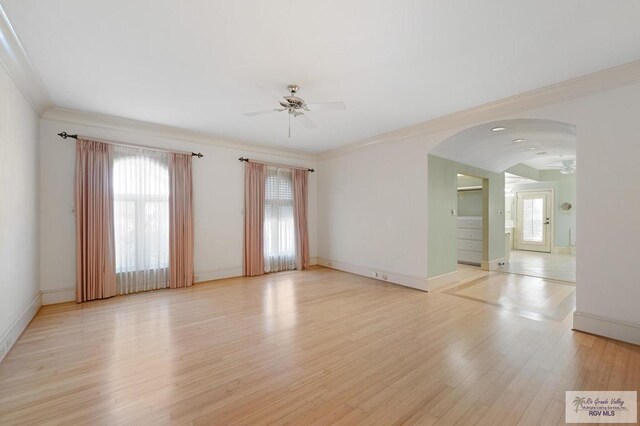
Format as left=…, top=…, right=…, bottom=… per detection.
left=288, top=113, right=291, bottom=138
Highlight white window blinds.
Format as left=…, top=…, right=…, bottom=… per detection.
left=264, top=166, right=296, bottom=272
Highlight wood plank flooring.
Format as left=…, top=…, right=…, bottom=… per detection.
left=442, top=268, right=576, bottom=322
left=497, top=251, right=576, bottom=283
left=1, top=266, right=638, bottom=425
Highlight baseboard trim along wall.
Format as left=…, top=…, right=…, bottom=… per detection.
left=481, top=257, right=506, bottom=272
left=194, top=267, right=243, bottom=284
left=41, top=287, right=75, bottom=305
left=317, top=258, right=428, bottom=292
left=552, top=246, right=576, bottom=255
left=573, top=311, right=640, bottom=346
left=0, top=292, right=41, bottom=363
left=41, top=260, right=321, bottom=305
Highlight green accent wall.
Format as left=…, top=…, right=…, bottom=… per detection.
left=457, top=190, right=483, bottom=216
left=427, top=155, right=458, bottom=277
left=506, top=164, right=540, bottom=181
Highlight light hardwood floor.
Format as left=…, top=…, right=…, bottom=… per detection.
left=497, top=250, right=576, bottom=283
left=1, top=266, right=638, bottom=425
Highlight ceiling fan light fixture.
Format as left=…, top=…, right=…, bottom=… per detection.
left=245, top=83, right=346, bottom=137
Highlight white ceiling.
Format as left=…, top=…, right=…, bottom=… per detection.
left=3, top=1, right=640, bottom=153
left=430, top=119, right=576, bottom=172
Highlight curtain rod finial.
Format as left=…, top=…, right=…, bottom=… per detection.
left=192, top=152, right=204, bottom=158
left=239, top=157, right=249, bottom=162
left=57, top=131, right=78, bottom=139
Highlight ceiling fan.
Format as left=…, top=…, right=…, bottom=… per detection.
left=244, top=84, right=346, bottom=137
left=548, top=159, right=576, bottom=175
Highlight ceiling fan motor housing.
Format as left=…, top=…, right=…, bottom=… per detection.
left=280, top=95, right=308, bottom=110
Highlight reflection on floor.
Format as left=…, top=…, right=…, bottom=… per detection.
left=441, top=266, right=576, bottom=322
left=2, top=267, right=635, bottom=425
left=498, top=250, right=576, bottom=283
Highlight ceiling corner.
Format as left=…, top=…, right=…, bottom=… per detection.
left=0, top=5, right=53, bottom=116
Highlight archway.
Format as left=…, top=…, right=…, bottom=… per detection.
left=427, top=118, right=577, bottom=316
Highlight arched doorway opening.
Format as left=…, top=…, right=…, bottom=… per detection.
left=427, top=118, right=577, bottom=320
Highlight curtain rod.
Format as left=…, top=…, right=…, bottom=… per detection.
left=238, top=157, right=315, bottom=173
left=57, top=132, right=204, bottom=158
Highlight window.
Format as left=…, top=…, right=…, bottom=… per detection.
left=264, top=166, right=296, bottom=272
left=113, top=147, right=170, bottom=293
left=522, top=197, right=544, bottom=242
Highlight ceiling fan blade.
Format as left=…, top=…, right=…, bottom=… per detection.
left=244, top=109, right=280, bottom=116
left=306, top=101, right=347, bottom=111
left=256, top=84, right=286, bottom=104
left=297, top=114, right=317, bottom=130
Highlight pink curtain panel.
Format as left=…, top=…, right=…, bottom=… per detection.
left=243, top=162, right=266, bottom=276
left=169, top=153, right=194, bottom=288
left=293, top=169, right=310, bottom=271
left=75, top=139, right=117, bottom=302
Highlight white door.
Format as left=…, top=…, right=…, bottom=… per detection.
left=515, top=191, right=552, bottom=253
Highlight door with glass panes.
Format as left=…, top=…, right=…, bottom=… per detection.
left=515, top=190, right=552, bottom=252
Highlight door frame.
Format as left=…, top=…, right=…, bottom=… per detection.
left=514, top=188, right=554, bottom=253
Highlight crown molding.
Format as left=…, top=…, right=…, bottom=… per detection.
left=318, top=60, right=640, bottom=160
left=0, top=5, right=53, bottom=115
left=43, top=107, right=318, bottom=161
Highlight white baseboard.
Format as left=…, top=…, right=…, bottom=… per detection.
left=42, top=286, right=75, bottom=305
left=316, top=257, right=427, bottom=292
left=42, top=261, right=322, bottom=305
left=573, top=311, right=640, bottom=346
left=194, top=267, right=243, bottom=283
left=0, top=292, right=41, bottom=363
left=552, top=246, right=575, bottom=255
left=194, top=259, right=320, bottom=283
left=481, top=257, right=506, bottom=271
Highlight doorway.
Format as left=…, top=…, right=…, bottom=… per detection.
left=502, top=174, right=576, bottom=283
left=427, top=118, right=577, bottom=321
left=514, top=189, right=552, bottom=253
left=456, top=173, right=485, bottom=267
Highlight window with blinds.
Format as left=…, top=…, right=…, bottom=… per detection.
left=264, top=166, right=296, bottom=272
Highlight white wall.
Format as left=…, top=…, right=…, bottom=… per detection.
left=0, top=65, right=41, bottom=361
left=318, top=81, right=640, bottom=344
left=39, top=116, right=318, bottom=304
left=317, top=136, right=430, bottom=289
